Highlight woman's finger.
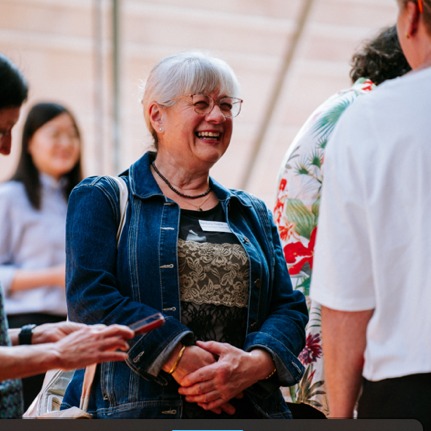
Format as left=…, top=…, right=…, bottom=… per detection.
left=209, top=407, right=222, bottom=415
left=200, top=402, right=236, bottom=415
left=178, top=380, right=214, bottom=396
left=95, top=324, right=135, bottom=340
left=219, top=402, right=236, bottom=415
left=179, top=363, right=217, bottom=387
left=198, top=397, right=232, bottom=412
left=196, top=340, right=225, bottom=356
left=184, top=389, right=220, bottom=404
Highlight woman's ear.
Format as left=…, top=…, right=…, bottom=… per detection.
left=149, top=103, right=164, bottom=133
left=405, top=0, right=421, bottom=38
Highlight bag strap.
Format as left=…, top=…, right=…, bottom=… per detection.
left=78, top=364, right=97, bottom=412
left=54, top=177, right=129, bottom=414
left=77, top=176, right=129, bottom=412
left=107, top=176, right=129, bottom=248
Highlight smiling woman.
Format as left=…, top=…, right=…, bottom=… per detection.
left=62, top=52, right=308, bottom=419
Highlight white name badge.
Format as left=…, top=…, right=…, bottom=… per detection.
left=199, top=220, right=232, bottom=233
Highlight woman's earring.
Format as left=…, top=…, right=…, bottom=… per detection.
left=405, top=33, right=410, bottom=39
left=159, top=127, right=163, bottom=132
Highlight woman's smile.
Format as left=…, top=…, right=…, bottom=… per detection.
left=195, top=129, right=222, bottom=143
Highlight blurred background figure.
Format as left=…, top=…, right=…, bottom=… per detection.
left=0, top=102, right=82, bottom=409
left=274, top=25, right=411, bottom=419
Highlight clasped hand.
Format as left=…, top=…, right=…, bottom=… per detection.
left=169, top=341, right=275, bottom=415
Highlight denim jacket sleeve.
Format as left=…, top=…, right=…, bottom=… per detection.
left=66, top=178, right=192, bottom=384
left=241, top=199, right=308, bottom=394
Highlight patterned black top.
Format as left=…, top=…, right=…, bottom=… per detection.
left=178, top=203, right=257, bottom=419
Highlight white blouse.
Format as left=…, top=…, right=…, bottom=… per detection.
left=0, top=174, right=68, bottom=316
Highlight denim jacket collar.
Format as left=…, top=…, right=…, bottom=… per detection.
left=127, top=151, right=251, bottom=208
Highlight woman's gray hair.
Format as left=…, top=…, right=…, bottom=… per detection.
left=140, top=51, right=241, bottom=146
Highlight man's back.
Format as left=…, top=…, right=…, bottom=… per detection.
left=311, top=66, right=431, bottom=381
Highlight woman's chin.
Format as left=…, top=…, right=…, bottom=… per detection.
left=194, top=141, right=228, bottom=165
left=195, top=150, right=226, bottom=166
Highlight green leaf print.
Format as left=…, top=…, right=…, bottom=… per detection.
left=295, top=156, right=312, bottom=176
left=297, top=364, right=326, bottom=405
left=308, top=306, right=322, bottom=329
left=289, top=385, right=298, bottom=403
left=312, top=98, right=353, bottom=139
left=296, top=276, right=311, bottom=297
left=284, top=199, right=317, bottom=240
left=317, top=137, right=327, bottom=150
left=310, top=149, right=322, bottom=169
left=311, top=197, right=320, bottom=219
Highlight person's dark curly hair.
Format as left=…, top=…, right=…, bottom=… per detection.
left=350, top=25, right=411, bottom=86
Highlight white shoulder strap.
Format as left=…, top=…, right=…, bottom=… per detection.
left=108, top=176, right=129, bottom=248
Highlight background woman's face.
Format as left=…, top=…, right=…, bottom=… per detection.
left=28, top=112, right=80, bottom=180
left=159, top=89, right=233, bottom=169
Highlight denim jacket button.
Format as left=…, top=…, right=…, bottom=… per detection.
left=243, top=237, right=250, bottom=244
left=132, top=351, right=145, bottom=363
left=254, top=279, right=262, bottom=288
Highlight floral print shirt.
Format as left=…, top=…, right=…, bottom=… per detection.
left=274, top=78, right=375, bottom=416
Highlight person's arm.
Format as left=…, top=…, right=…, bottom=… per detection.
left=321, top=306, right=373, bottom=417
left=9, top=264, right=65, bottom=292
left=242, top=207, right=309, bottom=387
left=8, top=321, right=89, bottom=346
left=0, top=324, right=134, bottom=382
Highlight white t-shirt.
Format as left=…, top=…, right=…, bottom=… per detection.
left=310, top=67, right=431, bottom=382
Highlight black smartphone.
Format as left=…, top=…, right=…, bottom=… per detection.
left=128, top=313, right=165, bottom=335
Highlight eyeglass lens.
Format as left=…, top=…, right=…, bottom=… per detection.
left=191, top=94, right=242, bottom=118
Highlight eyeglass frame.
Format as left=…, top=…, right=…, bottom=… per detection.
left=160, top=93, right=243, bottom=118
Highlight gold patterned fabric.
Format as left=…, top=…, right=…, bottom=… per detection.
left=178, top=239, right=249, bottom=308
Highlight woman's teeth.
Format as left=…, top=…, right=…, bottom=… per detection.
left=196, top=131, right=220, bottom=140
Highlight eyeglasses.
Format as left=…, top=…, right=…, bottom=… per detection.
left=162, top=93, right=243, bottom=118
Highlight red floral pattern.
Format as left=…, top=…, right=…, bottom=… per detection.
left=283, top=227, right=317, bottom=274
left=299, top=333, right=323, bottom=365
left=275, top=78, right=377, bottom=416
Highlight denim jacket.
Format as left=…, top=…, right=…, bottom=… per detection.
left=62, top=152, right=308, bottom=418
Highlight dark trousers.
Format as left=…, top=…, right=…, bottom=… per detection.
left=7, top=312, right=66, bottom=412
left=287, top=402, right=327, bottom=419
left=358, top=373, right=431, bottom=431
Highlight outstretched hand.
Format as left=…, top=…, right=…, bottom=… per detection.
left=31, top=321, right=87, bottom=344
left=178, top=341, right=275, bottom=412
left=52, top=324, right=134, bottom=370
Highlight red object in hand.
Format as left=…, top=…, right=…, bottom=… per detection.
left=128, top=313, right=165, bottom=335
